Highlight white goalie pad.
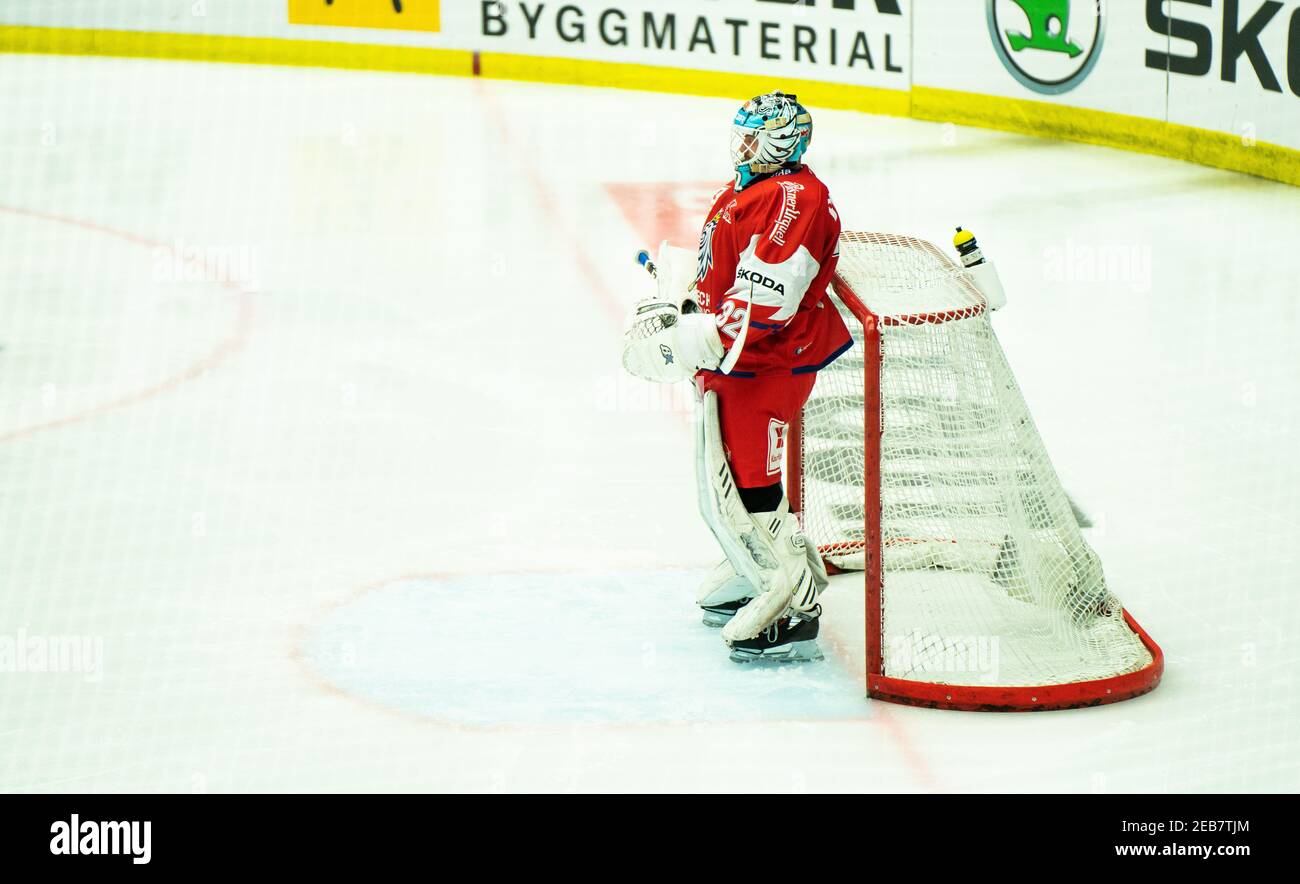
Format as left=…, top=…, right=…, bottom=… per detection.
left=694, top=390, right=778, bottom=592
left=694, top=391, right=826, bottom=641
left=696, top=559, right=756, bottom=607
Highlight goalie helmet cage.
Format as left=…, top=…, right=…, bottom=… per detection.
left=789, top=231, right=1163, bottom=711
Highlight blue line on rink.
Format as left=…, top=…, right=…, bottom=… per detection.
left=300, top=571, right=871, bottom=728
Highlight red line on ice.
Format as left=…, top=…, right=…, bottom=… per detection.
left=0, top=204, right=256, bottom=444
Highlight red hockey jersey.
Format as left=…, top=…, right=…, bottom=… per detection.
left=694, top=166, right=850, bottom=378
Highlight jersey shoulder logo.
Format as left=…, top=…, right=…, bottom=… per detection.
left=696, top=214, right=720, bottom=285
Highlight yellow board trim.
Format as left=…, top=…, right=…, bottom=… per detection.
left=1, top=24, right=1297, bottom=187
left=913, top=85, right=1300, bottom=188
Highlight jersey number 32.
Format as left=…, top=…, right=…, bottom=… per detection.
left=715, top=300, right=747, bottom=340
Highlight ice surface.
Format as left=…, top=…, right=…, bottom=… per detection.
left=0, top=54, right=1296, bottom=792
left=302, top=571, right=868, bottom=727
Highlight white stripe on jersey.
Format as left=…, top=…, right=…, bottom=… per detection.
left=732, top=234, right=822, bottom=322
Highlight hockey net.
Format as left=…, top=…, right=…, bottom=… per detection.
left=790, top=232, right=1162, bottom=710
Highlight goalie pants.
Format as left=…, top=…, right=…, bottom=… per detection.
left=696, top=370, right=817, bottom=489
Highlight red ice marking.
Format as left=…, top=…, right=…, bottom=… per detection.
left=0, top=204, right=255, bottom=444
left=477, top=81, right=627, bottom=326
left=603, top=181, right=718, bottom=251
left=472, top=51, right=481, bottom=76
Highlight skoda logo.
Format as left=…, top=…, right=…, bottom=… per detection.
left=987, top=0, right=1105, bottom=95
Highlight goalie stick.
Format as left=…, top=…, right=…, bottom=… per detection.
left=636, top=248, right=699, bottom=314
left=635, top=248, right=750, bottom=372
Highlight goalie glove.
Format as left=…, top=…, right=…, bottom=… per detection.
left=621, top=297, right=723, bottom=384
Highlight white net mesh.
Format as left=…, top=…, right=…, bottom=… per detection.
left=799, top=233, right=1153, bottom=689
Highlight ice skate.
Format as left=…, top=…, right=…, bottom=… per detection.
left=727, top=611, right=823, bottom=663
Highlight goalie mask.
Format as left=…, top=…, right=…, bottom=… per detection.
left=730, top=91, right=813, bottom=191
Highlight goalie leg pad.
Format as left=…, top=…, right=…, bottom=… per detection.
left=805, top=532, right=830, bottom=596
left=694, top=390, right=782, bottom=594
left=694, top=390, right=823, bottom=644
left=720, top=510, right=820, bottom=644
left=696, top=560, right=756, bottom=628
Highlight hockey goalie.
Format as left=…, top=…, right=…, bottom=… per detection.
left=621, top=92, right=850, bottom=663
